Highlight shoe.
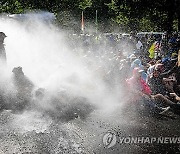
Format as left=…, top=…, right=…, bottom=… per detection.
left=159, top=106, right=171, bottom=115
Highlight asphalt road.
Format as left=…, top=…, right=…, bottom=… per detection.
left=0, top=104, right=180, bottom=154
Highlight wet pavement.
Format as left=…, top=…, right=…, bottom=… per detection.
left=0, top=106, right=180, bottom=154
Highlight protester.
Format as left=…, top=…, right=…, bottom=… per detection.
left=125, top=67, right=171, bottom=115
left=0, top=31, right=179, bottom=118
left=12, top=66, right=34, bottom=111
left=147, top=64, right=168, bottom=95
left=0, top=32, right=7, bottom=64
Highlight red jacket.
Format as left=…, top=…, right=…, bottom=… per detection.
left=126, top=68, right=152, bottom=101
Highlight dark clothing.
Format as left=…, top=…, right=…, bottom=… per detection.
left=170, top=104, right=180, bottom=111
left=0, top=43, right=6, bottom=63
left=161, top=65, right=180, bottom=95
left=148, top=76, right=167, bottom=95
left=162, top=66, right=180, bottom=84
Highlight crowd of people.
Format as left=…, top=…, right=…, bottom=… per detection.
left=69, top=31, right=180, bottom=116
left=117, top=32, right=180, bottom=116
left=0, top=30, right=180, bottom=117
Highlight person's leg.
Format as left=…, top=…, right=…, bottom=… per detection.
left=153, top=94, right=180, bottom=110
left=141, top=97, right=167, bottom=114
left=153, top=94, right=175, bottom=105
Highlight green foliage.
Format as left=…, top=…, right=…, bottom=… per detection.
left=105, top=0, right=118, bottom=13
left=0, top=0, right=23, bottom=13
left=0, top=0, right=179, bottom=32
left=115, top=13, right=129, bottom=27
left=79, top=0, right=92, bottom=10
left=139, top=17, right=154, bottom=32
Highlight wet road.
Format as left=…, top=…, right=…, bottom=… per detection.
left=0, top=106, right=180, bottom=154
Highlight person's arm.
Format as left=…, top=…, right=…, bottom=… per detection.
left=161, top=65, right=177, bottom=77
left=170, top=93, right=180, bottom=101
left=129, top=87, right=151, bottom=99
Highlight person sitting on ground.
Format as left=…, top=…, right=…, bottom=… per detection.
left=126, top=67, right=180, bottom=115
left=130, top=58, right=147, bottom=81
left=12, top=66, right=34, bottom=95
left=161, top=53, right=180, bottom=95
left=163, top=73, right=177, bottom=93
left=147, top=64, right=168, bottom=96
left=125, top=67, right=170, bottom=115
left=12, top=66, right=34, bottom=111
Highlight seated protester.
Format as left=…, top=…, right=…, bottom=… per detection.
left=163, top=73, right=177, bottom=93
left=147, top=62, right=155, bottom=76
left=12, top=66, right=34, bottom=110
left=126, top=67, right=180, bottom=114
left=128, top=54, right=137, bottom=63
left=161, top=53, right=178, bottom=75
left=131, top=58, right=144, bottom=70
left=147, top=64, right=168, bottom=96
left=162, top=53, right=179, bottom=78
left=12, top=66, right=34, bottom=94
left=126, top=67, right=170, bottom=115
left=167, top=34, right=178, bottom=57
left=161, top=53, right=180, bottom=96
left=131, top=59, right=147, bottom=81
left=126, top=67, right=151, bottom=97
left=119, top=59, right=131, bottom=86
left=161, top=57, right=171, bottom=72
left=147, top=60, right=162, bottom=78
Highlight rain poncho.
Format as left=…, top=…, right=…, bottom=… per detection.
left=126, top=68, right=152, bottom=96
left=131, top=59, right=147, bottom=81
left=148, top=42, right=155, bottom=59
left=131, top=59, right=143, bottom=70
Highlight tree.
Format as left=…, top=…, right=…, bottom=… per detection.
left=0, top=0, right=179, bottom=32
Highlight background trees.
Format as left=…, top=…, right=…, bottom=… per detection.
left=0, top=0, right=179, bottom=33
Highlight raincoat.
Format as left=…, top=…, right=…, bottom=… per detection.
left=126, top=68, right=152, bottom=101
